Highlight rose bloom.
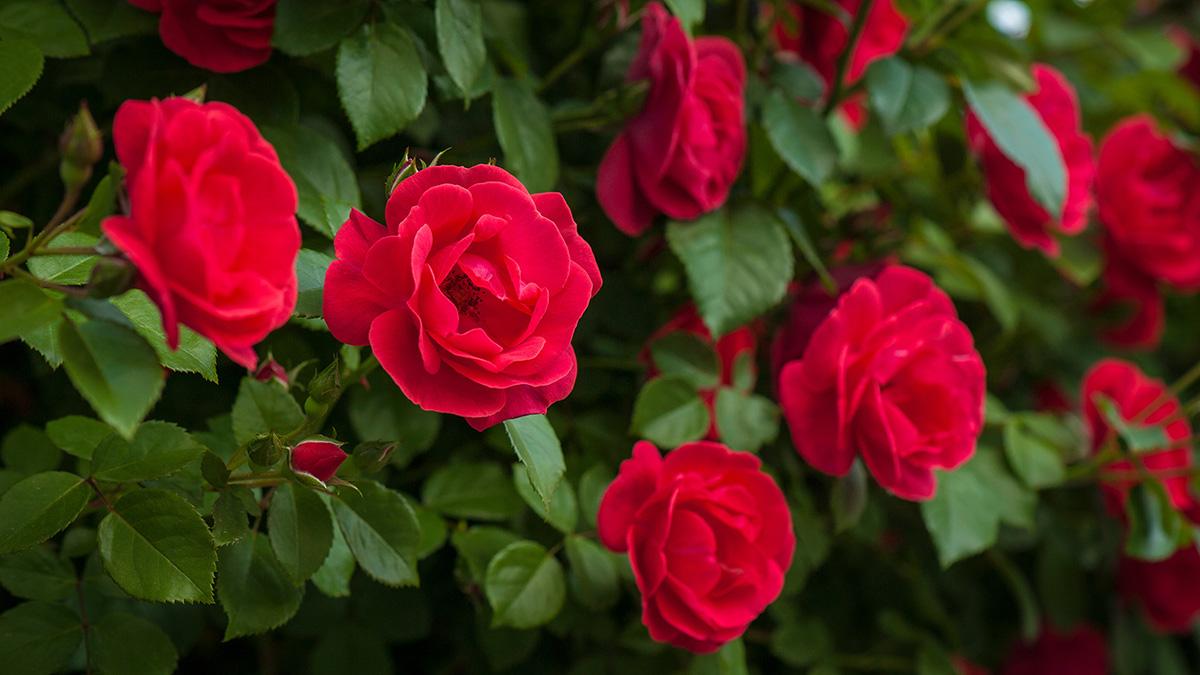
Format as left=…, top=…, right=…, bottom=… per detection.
left=966, top=64, right=1094, bottom=256
left=1095, top=115, right=1200, bottom=347
left=128, top=0, right=275, bottom=73
left=289, top=439, right=347, bottom=483
left=778, top=265, right=985, bottom=501
left=102, top=97, right=299, bottom=369
left=1000, top=625, right=1108, bottom=675
left=323, top=164, right=601, bottom=430
left=597, top=441, right=794, bottom=653
left=645, top=305, right=756, bottom=439
left=1120, top=545, right=1200, bottom=633
left=771, top=0, right=908, bottom=126
left=596, top=2, right=746, bottom=235
left=1093, top=244, right=1165, bottom=349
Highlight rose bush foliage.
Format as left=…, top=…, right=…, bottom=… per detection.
left=1, top=0, right=1200, bottom=674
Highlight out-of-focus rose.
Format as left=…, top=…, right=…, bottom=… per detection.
left=1000, top=625, right=1108, bottom=675
left=1119, top=544, right=1200, bottom=633
left=127, top=0, right=276, bottom=73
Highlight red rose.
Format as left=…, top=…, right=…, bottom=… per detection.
left=597, top=441, right=794, bottom=653
left=128, top=0, right=275, bottom=73
left=645, top=305, right=757, bottom=439
left=102, top=97, right=299, bottom=369
left=778, top=265, right=985, bottom=501
left=771, top=0, right=908, bottom=126
left=1081, top=359, right=1197, bottom=521
left=596, top=2, right=746, bottom=235
left=1000, top=625, right=1108, bottom=675
left=290, top=439, right=347, bottom=483
left=1120, top=545, right=1200, bottom=633
left=966, top=65, right=1094, bottom=256
left=1093, top=244, right=1165, bottom=349
left=323, top=165, right=601, bottom=430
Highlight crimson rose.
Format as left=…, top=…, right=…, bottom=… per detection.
left=128, top=0, right=276, bottom=73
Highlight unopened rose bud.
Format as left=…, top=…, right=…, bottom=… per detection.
left=254, top=358, right=289, bottom=388
left=290, top=438, right=348, bottom=483
left=59, top=103, right=103, bottom=190
left=352, top=441, right=395, bottom=474
left=247, top=433, right=285, bottom=468
left=307, top=361, right=341, bottom=404
left=86, top=256, right=136, bottom=299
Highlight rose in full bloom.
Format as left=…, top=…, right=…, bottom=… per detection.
left=966, top=65, right=1094, bottom=256
left=596, top=2, right=746, bottom=235
left=645, top=305, right=756, bottom=439
left=323, top=164, right=601, bottom=430
left=1000, top=625, right=1108, bottom=675
left=778, top=265, right=985, bottom=501
left=1095, top=115, right=1200, bottom=347
left=102, top=97, right=299, bottom=369
left=597, top=441, right=794, bottom=653
left=1119, top=545, right=1200, bottom=633
left=290, top=439, right=347, bottom=483
left=127, top=0, right=276, bottom=73
left=771, top=0, right=908, bottom=126
left=1080, top=359, right=1198, bottom=521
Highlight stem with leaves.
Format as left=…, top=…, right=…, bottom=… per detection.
left=823, top=0, right=876, bottom=116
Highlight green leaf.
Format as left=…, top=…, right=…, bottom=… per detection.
left=436, top=0, right=486, bottom=97
left=231, top=378, right=305, bottom=446
left=0, top=280, right=62, bottom=345
left=963, top=79, right=1066, bottom=216
left=57, top=318, right=165, bottom=439
left=28, top=232, right=98, bottom=285
left=503, top=414, right=565, bottom=510
left=1091, top=393, right=1172, bottom=454
left=577, top=464, right=612, bottom=529
left=663, top=0, right=704, bottom=33
left=631, top=376, right=710, bottom=448
left=273, top=0, right=370, bottom=56
left=91, top=613, right=178, bottom=675
left=485, top=540, right=565, bottom=629
left=772, top=60, right=825, bottom=102
left=0, top=38, right=41, bottom=115
left=75, top=167, right=119, bottom=237
left=2, top=425, right=61, bottom=474
left=331, top=481, right=421, bottom=586
left=422, top=462, right=522, bottom=521
left=451, top=526, right=520, bottom=582
left=98, top=488, right=216, bottom=603
left=1003, top=414, right=1067, bottom=489
left=689, top=638, right=748, bottom=675
left=0, top=1, right=88, bottom=57
left=564, top=535, right=617, bottom=610
left=866, top=57, right=950, bottom=135
left=90, top=421, right=204, bottom=483
left=268, top=482, right=334, bottom=584
left=0, top=602, right=82, bottom=675
left=63, top=0, right=157, bottom=43
left=412, top=502, right=448, bottom=560
left=0, top=472, right=90, bottom=554
left=762, top=90, right=838, bottom=187
left=295, top=249, right=334, bottom=317
left=513, top=463, right=577, bottom=534
left=348, top=373, right=442, bottom=459
left=0, top=232, right=8, bottom=262
left=336, top=22, right=428, bottom=150
left=921, top=448, right=1035, bottom=567
left=649, top=331, right=720, bottom=390
left=713, top=387, right=780, bottom=453
left=311, top=502, right=355, bottom=597
left=770, top=619, right=831, bottom=667
left=217, top=535, right=304, bottom=639
left=492, top=77, right=558, bottom=192
left=1125, top=481, right=1190, bottom=562
left=0, top=547, right=75, bottom=601
left=263, top=124, right=361, bottom=238
left=111, top=289, right=218, bottom=382
left=211, top=490, right=249, bottom=547
left=666, top=205, right=793, bottom=337
left=45, top=416, right=112, bottom=460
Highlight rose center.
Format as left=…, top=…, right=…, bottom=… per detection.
left=440, top=269, right=484, bottom=319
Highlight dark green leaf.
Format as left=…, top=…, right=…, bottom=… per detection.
left=451, top=526, right=520, bottom=582
left=0, top=472, right=90, bottom=554
left=217, top=535, right=304, bottom=639
left=772, top=60, right=825, bottom=102
left=577, top=464, right=612, bottom=529
left=348, top=372, right=441, bottom=460
left=111, top=290, right=218, bottom=382
left=57, top=318, right=164, bottom=439
left=0, top=38, right=41, bottom=115
left=231, top=378, right=305, bottom=446
left=28, top=232, right=97, bottom=285
left=0, top=280, right=62, bottom=345
left=564, top=535, right=617, bottom=610
left=331, top=481, right=421, bottom=586
left=273, top=0, right=370, bottom=56
left=650, top=331, right=720, bottom=390
left=514, top=463, right=577, bottom=534
left=311, top=502, right=355, bottom=597
left=295, top=249, right=334, bottom=317
left=45, top=416, right=112, bottom=460
left=0, top=601, right=82, bottom=675
left=1125, top=481, right=1190, bottom=562
left=1092, top=393, right=1172, bottom=454
left=263, top=124, right=361, bottom=238
left=485, top=540, right=565, bottom=629
left=422, top=462, right=522, bottom=521
left=91, top=612, right=178, bottom=675
left=866, top=57, right=950, bottom=135
left=0, top=547, right=75, bottom=601
left=211, top=490, right=249, bottom=547
left=770, top=619, right=831, bottom=667
left=631, top=376, right=710, bottom=449
left=492, top=77, right=558, bottom=192
left=412, top=502, right=447, bottom=559
left=503, top=414, right=565, bottom=510
left=2, top=425, right=60, bottom=474
left=713, top=387, right=780, bottom=453
left=0, top=1, right=88, bottom=57
left=830, top=460, right=868, bottom=534
left=268, top=482, right=334, bottom=584
left=63, top=0, right=157, bottom=43
left=436, top=0, right=487, bottom=97
left=91, top=421, right=204, bottom=483
left=337, top=22, right=428, bottom=149
left=762, top=90, right=838, bottom=186
left=1003, top=414, right=1068, bottom=488
left=309, top=625, right=393, bottom=675
left=690, top=637, right=748, bottom=675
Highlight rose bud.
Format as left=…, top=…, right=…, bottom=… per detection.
left=59, top=102, right=103, bottom=191
left=290, top=439, right=348, bottom=483
left=247, top=433, right=285, bottom=468
left=253, top=358, right=289, bottom=388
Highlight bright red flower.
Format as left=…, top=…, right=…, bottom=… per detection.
left=102, top=97, right=299, bottom=369
left=1000, top=625, right=1108, bottom=675
left=645, top=305, right=756, bottom=439
left=290, top=439, right=347, bottom=483
left=966, top=65, right=1094, bottom=256
left=597, top=441, right=794, bottom=653
left=323, top=164, right=601, bottom=430
left=596, top=2, right=746, bottom=235
left=128, top=0, right=276, bottom=73
left=778, top=266, right=985, bottom=501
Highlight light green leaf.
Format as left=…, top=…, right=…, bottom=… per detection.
left=57, top=318, right=165, bottom=439
left=0, top=547, right=75, bottom=601
left=666, top=205, right=793, bottom=337
left=564, top=535, right=617, bottom=610
left=0, top=38, right=41, bottom=115
left=503, top=414, right=565, bottom=510
left=336, top=22, right=428, bottom=149
left=714, top=387, right=780, bottom=453
left=111, top=289, right=218, bottom=382
left=90, top=421, right=204, bottom=483
left=492, top=77, right=558, bottom=192
left=436, top=0, right=487, bottom=97
left=485, top=540, right=565, bottom=629
left=98, top=488, right=216, bottom=603
left=1125, top=481, right=1190, bottom=562
left=0, top=472, right=90, bottom=554
left=649, top=331, right=720, bottom=390
left=0, top=279, right=62, bottom=345
left=268, top=482, right=334, bottom=584
left=422, top=462, right=522, bottom=521
left=231, top=378, right=305, bottom=446
left=0, top=601, right=82, bottom=675
left=217, top=535, right=304, bottom=639
left=273, top=0, right=370, bottom=56
left=331, top=481, right=420, bottom=586
left=762, top=90, right=838, bottom=187
left=631, top=376, right=710, bottom=449
left=45, top=416, right=112, bottom=460
left=664, top=0, right=705, bottom=33
left=263, top=124, right=361, bottom=238
left=28, top=232, right=97, bottom=285
left=513, top=463, right=577, bottom=534
left=91, top=613, right=178, bottom=675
